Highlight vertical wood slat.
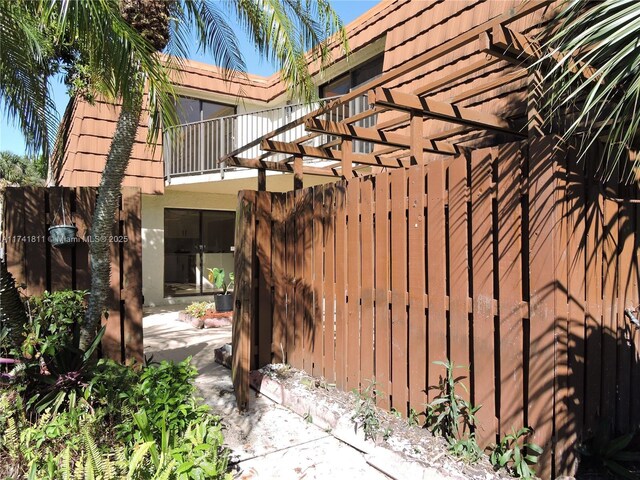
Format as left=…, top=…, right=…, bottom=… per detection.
left=271, top=194, right=286, bottom=363
left=334, top=181, right=348, bottom=390
left=302, top=189, right=314, bottom=373
left=285, top=193, right=296, bottom=367
left=346, top=179, right=361, bottom=391
left=104, top=192, right=123, bottom=362
left=360, top=178, right=375, bottom=386
left=74, top=188, right=95, bottom=291
left=427, top=160, right=447, bottom=402
left=448, top=155, right=470, bottom=387
left=470, top=148, right=497, bottom=447
left=122, top=188, right=143, bottom=364
left=527, top=137, right=560, bottom=478
left=256, top=192, right=273, bottom=367
left=408, top=164, right=426, bottom=410
left=496, top=143, right=524, bottom=435
left=4, top=189, right=25, bottom=286
left=601, top=168, right=619, bottom=435
left=292, top=189, right=305, bottom=370
left=584, top=157, right=604, bottom=434
left=49, top=188, right=73, bottom=292
left=616, top=178, right=635, bottom=434
left=630, top=193, right=640, bottom=430
left=233, top=190, right=256, bottom=410
left=391, top=169, right=408, bottom=414
left=312, top=186, right=324, bottom=377
left=23, top=187, right=46, bottom=297
left=323, top=184, right=336, bottom=382
left=553, top=146, right=570, bottom=475
left=374, top=173, right=391, bottom=408
left=564, top=147, right=586, bottom=472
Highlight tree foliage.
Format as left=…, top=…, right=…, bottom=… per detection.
left=539, top=0, right=640, bottom=182
left=0, top=151, right=46, bottom=186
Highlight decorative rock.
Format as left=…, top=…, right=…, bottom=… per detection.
left=204, top=316, right=232, bottom=328
left=189, top=317, right=204, bottom=329
left=215, top=343, right=232, bottom=368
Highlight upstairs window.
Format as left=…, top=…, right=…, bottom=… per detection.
left=319, top=54, right=384, bottom=99
left=319, top=54, right=383, bottom=153
left=174, top=96, right=236, bottom=124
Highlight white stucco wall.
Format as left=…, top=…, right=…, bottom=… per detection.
left=141, top=189, right=238, bottom=307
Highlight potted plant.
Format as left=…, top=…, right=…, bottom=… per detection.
left=208, top=267, right=234, bottom=312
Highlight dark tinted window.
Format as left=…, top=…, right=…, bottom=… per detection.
left=175, top=96, right=236, bottom=124
left=319, top=54, right=384, bottom=98
left=352, top=55, right=383, bottom=86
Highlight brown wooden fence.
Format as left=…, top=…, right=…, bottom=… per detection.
left=3, top=186, right=143, bottom=363
left=232, top=136, right=640, bottom=477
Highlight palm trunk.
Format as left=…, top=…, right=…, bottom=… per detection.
left=80, top=86, right=143, bottom=351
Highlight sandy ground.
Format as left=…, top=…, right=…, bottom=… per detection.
left=142, top=307, right=391, bottom=480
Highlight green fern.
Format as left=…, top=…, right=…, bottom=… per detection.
left=60, top=447, right=72, bottom=480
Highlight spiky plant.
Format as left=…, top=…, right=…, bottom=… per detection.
left=0, top=259, right=28, bottom=356
left=538, top=0, right=640, bottom=183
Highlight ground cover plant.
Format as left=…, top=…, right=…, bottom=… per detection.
left=183, top=301, right=216, bottom=320
left=0, top=272, right=231, bottom=479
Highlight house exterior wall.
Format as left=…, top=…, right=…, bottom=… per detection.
left=141, top=189, right=237, bottom=306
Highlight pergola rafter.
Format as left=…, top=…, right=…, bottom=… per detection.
left=221, top=0, right=555, bottom=188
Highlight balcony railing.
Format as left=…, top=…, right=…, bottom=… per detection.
left=163, top=95, right=373, bottom=179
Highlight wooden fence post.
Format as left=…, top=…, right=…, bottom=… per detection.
left=527, top=136, right=561, bottom=478
left=233, top=190, right=256, bottom=410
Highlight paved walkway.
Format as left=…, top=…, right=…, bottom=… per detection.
left=143, top=308, right=390, bottom=480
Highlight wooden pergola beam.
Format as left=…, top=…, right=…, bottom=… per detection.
left=305, top=119, right=460, bottom=155
left=337, top=57, right=505, bottom=131
left=219, top=0, right=552, bottom=164
left=372, top=87, right=525, bottom=136
left=261, top=139, right=408, bottom=168
left=293, top=132, right=321, bottom=145
left=488, top=24, right=541, bottom=63
left=448, top=69, right=527, bottom=104
left=225, top=156, right=340, bottom=177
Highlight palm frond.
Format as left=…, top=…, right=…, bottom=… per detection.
left=538, top=0, right=640, bottom=182
left=0, top=1, right=58, bottom=156
left=227, top=0, right=346, bottom=102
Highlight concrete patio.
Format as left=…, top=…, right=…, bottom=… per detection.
left=142, top=307, right=391, bottom=480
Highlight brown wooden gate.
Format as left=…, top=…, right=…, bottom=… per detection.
left=233, top=137, right=640, bottom=477
left=3, top=186, right=143, bottom=363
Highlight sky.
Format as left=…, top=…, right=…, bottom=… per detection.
left=0, top=0, right=380, bottom=156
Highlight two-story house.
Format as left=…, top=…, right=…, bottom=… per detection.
left=51, top=0, right=549, bottom=307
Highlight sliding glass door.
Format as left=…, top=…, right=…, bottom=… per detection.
left=164, top=209, right=235, bottom=297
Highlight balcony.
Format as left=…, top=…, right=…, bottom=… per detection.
left=162, top=95, right=373, bottom=180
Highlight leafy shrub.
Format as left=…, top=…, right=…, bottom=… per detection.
left=423, top=361, right=482, bottom=461
left=579, top=428, right=640, bottom=480
left=22, top=326, right=105, bottom=415
left=184, top=301, right=214, bottom=319
left=22, top=290, right=88, bottom=359
left=207, top=268, right=234, bottom=294
left=0, top=258, right=29, bottom=358
left=0, top=358, right=231, bottom=479
left=114, top=358, right=209, bottom=446
left=488, top=427, right=542, bottom=479
left=424, top=361, right=480, bottom=440
left=352, top=380, right=384, bottom=441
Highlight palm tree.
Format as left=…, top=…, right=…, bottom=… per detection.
left=0, top=1, right=57, bottom=158
left=57, top=0, right=345, bottom=349
left=1, top=0, right=345, bottom=350
left=538, top=0, right=640, bottom=183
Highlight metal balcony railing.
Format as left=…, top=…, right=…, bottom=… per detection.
left=163, top=94, right=374, bottom=179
